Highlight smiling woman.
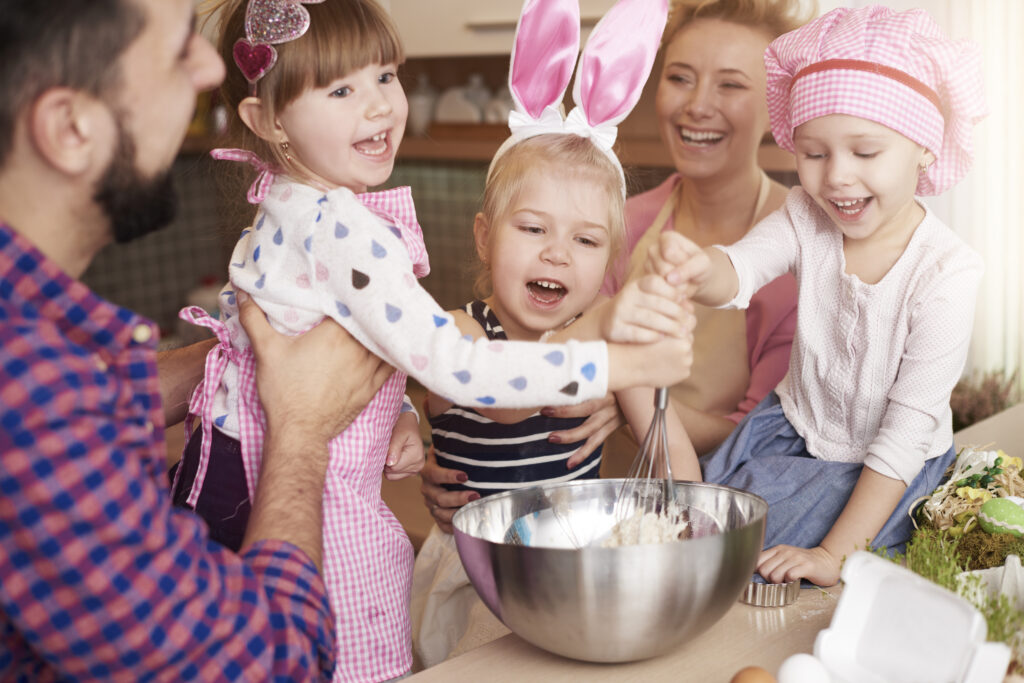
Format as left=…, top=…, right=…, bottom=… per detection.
left=601, top=0, right=813, bottom=460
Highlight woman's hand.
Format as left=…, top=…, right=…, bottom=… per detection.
left=542, top=395, right=623, bottom=468
left=384, top=411, right=425, bottom=481
left=756, top=544, right=842, bottom=587
left=420, top=447, right=479, bottom=533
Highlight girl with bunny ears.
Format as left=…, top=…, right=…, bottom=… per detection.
left=410, top=0, right=699, bottom=667
left=173, top=0, right=692, bottom=678
left=652, top=5, right=987, bottom=588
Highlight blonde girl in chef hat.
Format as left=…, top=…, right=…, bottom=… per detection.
left=176, top=0, right=698, bottom=678
left=410, top=0, right=702, bottom=668
left=649, top=5, right=988, bottom=588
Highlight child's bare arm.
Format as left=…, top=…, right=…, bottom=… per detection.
left=616, top=386, right=702, bottom=483
left=819, top=468, right=906, bottom=565
left=757, top=468, right=906, bottom=587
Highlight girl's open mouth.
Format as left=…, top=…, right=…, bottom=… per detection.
left=527, top=280, right=567, bottom=305
left=830, top=197, right=871, bottom=220
left=354, top=131, right=390, bottom=157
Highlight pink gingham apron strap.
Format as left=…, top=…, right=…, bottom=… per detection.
left=174, top=305, right=238, bottom=507
left=358, top=186, right=430, bottom=278
left=233, top=352, right=264, bottom=501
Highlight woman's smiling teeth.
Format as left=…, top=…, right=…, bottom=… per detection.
left=680, top=127, right=725, bottom=145
left=527, top=279, right=567, bottom=304
left=354, top=131, right=389, bottom=156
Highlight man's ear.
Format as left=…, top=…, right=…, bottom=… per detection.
left=27, top=88, right=109, bottom=176
left=472, top=212, right=491, bottom=265
left=237, top=96, right=280, bottom=143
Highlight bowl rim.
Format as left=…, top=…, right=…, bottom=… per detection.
left=451, top=478, right=768, bottom=547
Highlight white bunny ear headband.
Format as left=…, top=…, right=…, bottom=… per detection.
left=487, top=0, right=669, bottom=194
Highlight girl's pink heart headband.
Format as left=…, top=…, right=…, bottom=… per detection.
left=233, top=0, right=325, bottom=93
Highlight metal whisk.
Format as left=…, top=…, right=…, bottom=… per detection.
left=608, top=387, right=687, bottom=546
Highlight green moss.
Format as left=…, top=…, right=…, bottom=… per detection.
left=955, top=526, right=1024, bottom=571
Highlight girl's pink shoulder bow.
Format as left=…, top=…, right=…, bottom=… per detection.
left=210, top=148, right=277, bottom=204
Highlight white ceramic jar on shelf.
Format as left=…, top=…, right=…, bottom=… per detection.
left=407, top=73, right=437, bottom=136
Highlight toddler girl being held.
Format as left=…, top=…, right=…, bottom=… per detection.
left=173, top=0, right=694, bottom=679
left=653, top=5, right=987, bottom=588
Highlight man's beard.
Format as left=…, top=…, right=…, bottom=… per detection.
left=93, top=119, right=178, bottom=244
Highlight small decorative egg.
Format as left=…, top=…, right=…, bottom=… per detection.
left=730, top=665, right=777, bottom=683
left=977, top=497, right=1024, bottom=537
left=777, top=653, right=831, bottom=683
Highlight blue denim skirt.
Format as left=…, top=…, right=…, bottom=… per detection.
left=701, top=392, right=954, bottom=556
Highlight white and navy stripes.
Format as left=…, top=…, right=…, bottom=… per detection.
left=430, top=301, right=602, bottom=496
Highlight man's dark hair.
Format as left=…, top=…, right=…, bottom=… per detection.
left=0, top=1, right=145, bottom=165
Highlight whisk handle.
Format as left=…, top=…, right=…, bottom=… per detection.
left=654, top=387, right=669, bottom=409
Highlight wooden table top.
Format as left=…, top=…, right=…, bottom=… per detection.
left=408, top=585, right=842, bottom=682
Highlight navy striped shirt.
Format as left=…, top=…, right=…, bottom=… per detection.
left=430, top=301, right=602, bottom=496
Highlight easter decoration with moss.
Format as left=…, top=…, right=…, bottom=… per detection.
left=912, top=448, right=1024, bottom=570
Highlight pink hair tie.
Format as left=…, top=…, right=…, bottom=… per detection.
left=210, top=148, right=277, bottom=204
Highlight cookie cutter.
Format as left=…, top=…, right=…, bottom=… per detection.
left=740, top=579, right=801, bottom=607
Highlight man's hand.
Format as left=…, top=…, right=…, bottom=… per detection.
left=239, top=292, right=393, bottom=446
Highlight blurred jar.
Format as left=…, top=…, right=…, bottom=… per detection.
left=407, top=73, right=437, bottom=137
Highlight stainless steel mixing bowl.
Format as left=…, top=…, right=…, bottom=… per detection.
left=452, top=479, right=767, bottom=663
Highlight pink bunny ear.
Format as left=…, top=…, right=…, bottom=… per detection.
left=508, top=0, right=581, bottom=120
left=573, top=0, right=668, bottom=127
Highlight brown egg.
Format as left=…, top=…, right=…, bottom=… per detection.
left=730, top=666, right=778, bottom=683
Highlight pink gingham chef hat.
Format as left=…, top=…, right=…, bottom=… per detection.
left=765, top=5, right=987, bottom=195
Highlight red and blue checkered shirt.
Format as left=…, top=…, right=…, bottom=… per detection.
left=0, top=223, right=335, bottom=681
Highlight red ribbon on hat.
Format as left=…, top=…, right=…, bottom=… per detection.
left=792, top=59, right=943, bottom=115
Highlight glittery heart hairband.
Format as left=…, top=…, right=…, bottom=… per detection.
left=488, top=0, right=668, bottom=194
left=233, top=0, right=326, bottom=93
